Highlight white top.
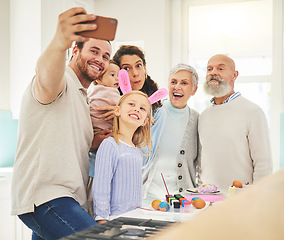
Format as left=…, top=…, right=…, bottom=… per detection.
left=198, top=95, right=272, bottom=193
left=146, top=99, right=189, bottom=200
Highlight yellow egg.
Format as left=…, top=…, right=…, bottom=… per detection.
left=151, top=200, right=162, bottom=210
left=193, top=199, right=206, bottom=209
left=232, top=180, right=243, bottom=188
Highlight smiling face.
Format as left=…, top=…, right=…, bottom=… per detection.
left=116, top=92, right=150, bottom=129
left=204, top=54, right=238, bottom=97
left=71, top=39, right=111, bottom=87
left=168, top=70, right=197, bottom=109
left=96, top=63, right=120, bottom=88
left=119, top=55, right=146, bottom=90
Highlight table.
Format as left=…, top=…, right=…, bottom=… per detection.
left=119, top=194, right=226, bottom=222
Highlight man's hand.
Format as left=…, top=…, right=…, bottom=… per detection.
left=35, top=7, right=98, bottom=104
left=90, top=128, right=112, bottom=151
left=53, top=7, right=98, bottom=51
left=97, top=105, right=116, bottom=121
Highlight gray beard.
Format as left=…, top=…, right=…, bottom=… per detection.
left=203, top=75, right=232, bottom=97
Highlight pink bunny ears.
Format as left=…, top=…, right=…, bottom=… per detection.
left=118, top=69, right=168, bottom=105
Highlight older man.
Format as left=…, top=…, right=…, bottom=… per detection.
left=198, top=54, right=272, bottom=193
left=11, top=7, right=112, bottom=239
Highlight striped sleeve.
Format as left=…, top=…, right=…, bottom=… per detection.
left=92, top=139, right=118, bottom=219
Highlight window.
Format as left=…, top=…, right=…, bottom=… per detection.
left=171, top=0, right=282, bottom=170
left=187, top=0, right=272, bottom=122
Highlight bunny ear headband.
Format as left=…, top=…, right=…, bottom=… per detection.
left=118, top=69, right=168, bottom=105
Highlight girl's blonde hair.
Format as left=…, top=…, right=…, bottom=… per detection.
left=113, top=91, right=152, bottom=153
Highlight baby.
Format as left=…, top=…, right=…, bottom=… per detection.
left=87, top=59, right=121, bottom=135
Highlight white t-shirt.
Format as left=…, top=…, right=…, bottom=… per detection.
left=147, top=99, right=189, bottom=199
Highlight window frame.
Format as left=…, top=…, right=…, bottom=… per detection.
left=171, top=0, right=283, bottom=170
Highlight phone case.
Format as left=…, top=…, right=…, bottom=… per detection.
left=79, top=16, right=118, bottom=41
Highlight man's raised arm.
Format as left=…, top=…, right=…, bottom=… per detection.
left=34, top=7, right=97, bottom=104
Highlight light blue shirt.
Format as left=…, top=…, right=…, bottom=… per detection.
left=148, top=99, right=189, bottom=197
left=142, top=107, right=167, bottom=166
left=210, top=92, right=241, bottom=105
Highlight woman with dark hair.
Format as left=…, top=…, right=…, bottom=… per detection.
left=113, top=45, right=162, bottom=113
left=111, top=45, right=167, bottom=167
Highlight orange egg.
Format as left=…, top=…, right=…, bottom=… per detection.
left=193, top=199, right=206, bottom=209
left=232, top=180, right=243, bottom=188
left=151, top=200, right=162, bottom=210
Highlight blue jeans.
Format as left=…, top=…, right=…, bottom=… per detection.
left=19, top=197, right=97, bottom=240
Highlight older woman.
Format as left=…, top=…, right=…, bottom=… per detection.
left=142, top=63, right=200, bottom=205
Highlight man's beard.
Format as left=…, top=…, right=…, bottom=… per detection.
left=203, top=75, right=232, bottom=97
left=76, top=54, right=102, bottom=83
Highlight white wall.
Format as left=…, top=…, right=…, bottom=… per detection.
left=10, top=0, right=42, bottom=118
left=8, top=0, right=95, bottom=118
left=3, top=0, right=283, bottom=116
left=0, top=0, right=10, bottom=111
left=92, top=0, right=172, bottom=89
left=41, top=0, right=95, bottom=53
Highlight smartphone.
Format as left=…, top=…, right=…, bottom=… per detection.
left=79, top=15, right=118, bottom=41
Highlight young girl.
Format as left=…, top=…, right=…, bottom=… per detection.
left=92, top=70, right=167, bottom=224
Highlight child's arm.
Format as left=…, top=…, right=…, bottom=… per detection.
left=95, top=215, right=108, bottom=224
left=97, top=220, right=107, bottom=224
left=92, top=139, right=118, bottom=219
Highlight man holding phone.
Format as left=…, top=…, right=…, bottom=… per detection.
left=11, top=7, right=113, bottom=239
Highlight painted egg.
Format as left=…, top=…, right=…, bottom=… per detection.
left=193, top=198, right=206, bottom=209
left=151, top=200, right=162, bottom=210
left=232, top=180, right=243, bottom=188
left=159, top=201, right=170, bottom=212
left=191, top=197, right=201, bottom=205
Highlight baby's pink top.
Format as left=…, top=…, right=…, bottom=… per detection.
left=87, top=84, right=120, bottom=130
